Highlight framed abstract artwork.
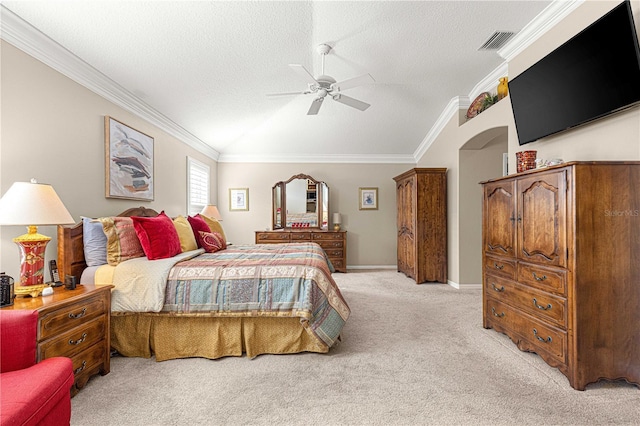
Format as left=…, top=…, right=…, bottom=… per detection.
left=229, top=188, right=249, bottom=211
left=105, top=116, right=154, bottom=201
left=359, top=187, right=378, bottom=210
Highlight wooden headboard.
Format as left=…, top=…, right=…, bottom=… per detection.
left=57, top=206, right=159, bottom=281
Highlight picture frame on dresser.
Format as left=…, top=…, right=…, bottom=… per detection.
left=104, top=116, right=154, bottom=201
left=358, top=187, right=378, bottom=210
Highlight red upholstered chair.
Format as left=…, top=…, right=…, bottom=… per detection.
left=1, top=310, right=74, bottom=426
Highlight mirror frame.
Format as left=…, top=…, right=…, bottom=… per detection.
left=272, top=174, right=329, bottom=230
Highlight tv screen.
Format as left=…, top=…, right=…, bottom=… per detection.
left=509, top=0, right=640, bottom=146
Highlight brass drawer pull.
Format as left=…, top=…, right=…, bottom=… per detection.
left=533, top=298, right=552, bottom=310
left=68, top=307, right=87, bottom=319
left=69, top=333, right=87, bottom=346
left=533, top=328, right=552, bottom=343
left=494, top=263, right=504, bottom=270
left=533, top=273, right=547, bottom=281
left=74, top=360, right=87, bottom=375
left=491, top=307, right=505, bottom=318
left=492, top=283, right=505, bottom=292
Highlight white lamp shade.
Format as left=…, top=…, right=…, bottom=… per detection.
left=332, top=213, right=342, bottom=224
left=200, top=205, right=222, bottom=221
left=0, top=181, right=74, bottom=225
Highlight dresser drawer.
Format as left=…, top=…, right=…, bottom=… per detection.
left=311, top=232, right=343, bottom=241
left=484, top=275, right=567, bottom=329
left=324, top=249, right=344, bottom=259
left=484, top=255, right=516, bottom=280
left=315, top=240, right=344, bottom=250
left=485, top=298, right=567, bottom=365
left=256, top=232, right=290, bottom=243
left=39, top=295, right=107, bottom=340
left=39, top=316, right=106, bottom=359
left=290, top=232, right=311, bottom=241
left=329, top=258, right=345, bottom=270
left=517, top=262, right=567, bottom=296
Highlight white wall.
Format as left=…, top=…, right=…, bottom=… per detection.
left=0, top=41, right=217, bottom=280
left=217, top=162, right=409, bottom=267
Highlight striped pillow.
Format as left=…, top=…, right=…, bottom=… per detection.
left=98, top=217, right=145, bottom=266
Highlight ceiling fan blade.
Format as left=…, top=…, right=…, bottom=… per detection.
left=332, top=94, right=370, bottom=111
left=332, top=73, right=375, bottom=91
left=289, top=64, right=318, bottom=85
left=266, top=91, right=309, bottom=97
left=307, top=97, right=324, bottom=115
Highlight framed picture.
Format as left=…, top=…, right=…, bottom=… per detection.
left=359, top=187, right=378, bottom=210
left=229, top=188, right=249, bottom=211
left=105, top=116, right=154, bottom=201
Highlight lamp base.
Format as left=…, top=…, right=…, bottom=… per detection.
left=333, top=224, right=341, bottom=231
left=13, top=226, right=51, bottom=286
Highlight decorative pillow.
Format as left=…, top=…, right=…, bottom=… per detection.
left=187, top=215, right=211, bottom=248
left=132, top=211, right=181, bottom=260
left=98, top=216, right=145, bottom=266
left=198, top=213, right=227, bottom=243
left=199, top=231, right=227, bottom=253
left=172, top=215, right=197, bottom=252
left=82, top=217, right=108, bottom=267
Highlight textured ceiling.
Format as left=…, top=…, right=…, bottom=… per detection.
left=2, top=1, right=553, bottom=162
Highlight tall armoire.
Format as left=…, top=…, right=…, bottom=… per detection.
left=393, top=168, right=447, bottom=283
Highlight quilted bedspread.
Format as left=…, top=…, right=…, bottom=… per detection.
left=162, top=243, right=350, bottom=348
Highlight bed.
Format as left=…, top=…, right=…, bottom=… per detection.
left=57, top=207, right=350, bottom=361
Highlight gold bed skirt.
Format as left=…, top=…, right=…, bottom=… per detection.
left=111, top=313, right=328, bottom=361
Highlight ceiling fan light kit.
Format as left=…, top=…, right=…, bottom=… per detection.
left=268, top=43, right=375, bottom=115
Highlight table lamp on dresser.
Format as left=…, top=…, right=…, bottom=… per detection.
left=0, top=179, right=74, bottom=286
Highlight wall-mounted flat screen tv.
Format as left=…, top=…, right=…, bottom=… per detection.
left=509, top=0, right=640, bottom=146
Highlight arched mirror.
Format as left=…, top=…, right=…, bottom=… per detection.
left=272, top=174, right=329, bottom=230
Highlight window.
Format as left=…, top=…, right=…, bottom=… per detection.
left=187, top=157, right=210, bottom=216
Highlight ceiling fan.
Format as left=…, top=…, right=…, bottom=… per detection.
left=268, top=44, right=375, bottom=115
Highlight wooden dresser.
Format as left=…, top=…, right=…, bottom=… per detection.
left=4, top=284, right=113, bottom=396
left=481, top=161, right=640, bottom=390
left=393, top=168, right=447, bottom=283
left=255, top=230, right=347, bottom=272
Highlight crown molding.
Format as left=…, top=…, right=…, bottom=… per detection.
left=413, top=96, right=464, bottom=162
left=218, top=153, right=416, bottom=164
left=0, top=5, right=220, bottom=161
left=498, top=0, right=584, bottom=61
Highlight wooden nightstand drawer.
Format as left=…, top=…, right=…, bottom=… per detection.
left=71, top=340, right=107, bottom=389
left=39, top=316, right=106, bottom=359
left=39, top=295, right=107, bottom=340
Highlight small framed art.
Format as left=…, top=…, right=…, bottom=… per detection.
left=229, top=188, right=249, bottom=211
left=105, top=116, right=154, bottom=201
left=359, top=187, right=378, bottom=210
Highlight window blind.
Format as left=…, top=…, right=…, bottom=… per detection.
left=187, top=157, right=210, bottom=216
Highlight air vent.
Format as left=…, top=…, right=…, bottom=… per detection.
left=478, top=31, right=516, bottom=50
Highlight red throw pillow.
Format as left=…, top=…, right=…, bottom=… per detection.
left=187, top=215, right=211, bottom=248
left=199, top=231, right=227, bottom=253
left=132, top=211, right=181, bottom=260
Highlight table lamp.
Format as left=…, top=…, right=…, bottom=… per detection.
left=0, top=179, right=75, bottom=286
left=333, top=213, right=342, bottom=231
left=200, top=205, right=222, bottom=221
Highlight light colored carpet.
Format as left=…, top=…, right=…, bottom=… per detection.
left=70, top=270, right=639, bottom=425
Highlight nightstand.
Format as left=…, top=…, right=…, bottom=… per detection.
left=2, top=284, right=113, bottom=396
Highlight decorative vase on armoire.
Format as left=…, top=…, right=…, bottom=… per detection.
left=393, top=168, right=447, bottom=284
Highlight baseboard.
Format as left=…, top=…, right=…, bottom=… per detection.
left=346, top=265, right=397, bottom=270
left=448, top=280, right=482, bottom=290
